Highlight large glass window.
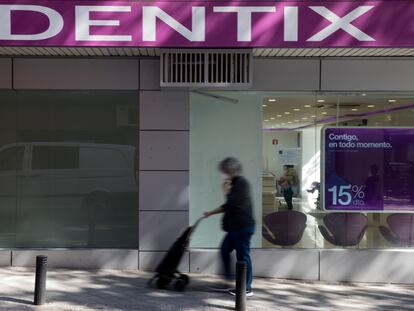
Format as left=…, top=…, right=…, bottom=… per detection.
left=190, top=91, right=414, bottom=250
left=0, top=91, right=139, bottom=248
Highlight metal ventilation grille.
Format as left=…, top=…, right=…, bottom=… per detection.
left=160, top=49, right=252, bottom=88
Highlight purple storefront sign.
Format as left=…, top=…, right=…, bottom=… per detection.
left=323, top=127, right=414, bottom=212
left=1, top=0, right=414, bottom=47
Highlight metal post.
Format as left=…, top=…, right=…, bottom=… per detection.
left=34, top=255, right=48, bottom=305
left=235, top=261, right=247, bottom=311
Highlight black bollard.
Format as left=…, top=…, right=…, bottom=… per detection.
left=235, top=261, right=247, bottom=311
left=34, top=255, right=48, bottom=305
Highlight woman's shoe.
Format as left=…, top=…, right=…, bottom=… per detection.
left=228, top=288, right=254, bottom=297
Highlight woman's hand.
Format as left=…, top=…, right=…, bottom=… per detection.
left=203, top=206, right=225, bottom=218
left=222, top=180, right=232, bottom=195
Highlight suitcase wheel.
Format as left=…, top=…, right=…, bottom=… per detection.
left=156, top=276, right=171, bottom=289
left=174, top=274, right=189, bottom=291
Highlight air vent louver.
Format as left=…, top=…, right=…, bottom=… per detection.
left=160, top=49, right=252, bottom=88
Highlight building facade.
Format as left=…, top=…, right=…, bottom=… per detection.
left=1, top=0, right=414, bottom=284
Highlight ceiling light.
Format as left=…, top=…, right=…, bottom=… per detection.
left=288, top=122, right=292, bottom=124
left=284, top=112, right=290, bottom=115
left=302, top=117, right=308, bottom=120
left=294, top=120, right=300, bottom=122
left=321, top=112, right=328, bottom=115
left=304, top=105, right=312, bottom=108
left=277, top=115, right=282, bottom=117
left=311, top=115, right=316, bottom=118
left=268, top=99, right=277, bottom=102
left=388, top=99, right=397, bottom=103
left=361, top=93, right=367, bottom=96
left=281, top=123, right=286, bottom=125
left=293, top=108, right=300, bottom=111
left=351, top=108, right=358, bottom=111
left=264, top=119, right=269, bottom=122
left=317, top=99, right=325, bottom=103
left=270, top=117, right=275, bottom=120
left=368, top=105, right=375, bottom=108
left=262, top=104, right=267, bottom=107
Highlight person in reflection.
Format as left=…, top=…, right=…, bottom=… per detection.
left=406, top=161, right=414, bottom=203
left=365, top=164, right=383, bottom=206
left=203, top=157, right=255, bottom=297
left=279, top=165, right=299, bottom=210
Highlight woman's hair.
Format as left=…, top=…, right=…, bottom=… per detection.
left=218, top=157, right=243, bottom=176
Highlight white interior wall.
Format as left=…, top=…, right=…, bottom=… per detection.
left=189, top=92, right=263, bottom=248
left=262, top=131, right=300, bottom=177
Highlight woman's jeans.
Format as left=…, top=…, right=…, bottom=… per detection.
left=283, top=187, right=294, bottom=210
left=220, top=226, right=255, bottom=290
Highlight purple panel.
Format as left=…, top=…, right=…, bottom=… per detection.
left=1, top=1, right=414, bottom=48
left=14, top=59, right=139, bottom=90
left=263, top=211, right=307, bottom=246
left=324, top=127, right=414, bottom=211
left=140, top=91, right=189, bottom=130
left=387, top=214, right=414, bottom=245
left=320, top=213, right=368, bottom=246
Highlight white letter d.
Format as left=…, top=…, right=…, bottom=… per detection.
left=0, top=5, right=63, bottom=40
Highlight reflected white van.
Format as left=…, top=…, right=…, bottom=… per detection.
left=0, top=142, right=138, bottom=210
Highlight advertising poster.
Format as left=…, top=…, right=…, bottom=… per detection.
left=323, top=127, right=414, bottom=211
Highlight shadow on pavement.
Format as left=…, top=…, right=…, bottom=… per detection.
left=0, top=297, right=33, bottom=305
left=2, top=268, right=414, bottom=310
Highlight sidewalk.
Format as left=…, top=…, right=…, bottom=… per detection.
left=1, top=267, right=414, bottom=311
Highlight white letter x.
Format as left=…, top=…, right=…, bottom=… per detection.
left=307, top=6, right=375, bottom=42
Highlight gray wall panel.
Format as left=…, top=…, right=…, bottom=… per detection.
left=0, top=250, right=11, bottom=266
left=321, top=59, right=414, bottom=91
left=189, top=250, right=227, bottom=275
left=320, top=250, right=414, bottom=284
left=14, top=59, right=139, bottom=90
left=139, top=131, right=189, bottom=171
left=252, top=249, right=319, bottom=280
left=140, top=59, right=160, bottom=90
left=0, top=59, right=12, bottom=89
left=12, top=250, right=138, bottom=269
left=139, top=171, right=189, bottom=211
left=252, top=59, right=320, bottom=91
left=140, top=91, right=189, bottom=130
left=139, top=211, right=188, bottom=251
left=190, top=249, right=319, bottom=280
left=139, top=251, right=189, bottom=272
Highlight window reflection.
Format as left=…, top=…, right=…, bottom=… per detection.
left=0, top=91, right=139, bottom=248
left=0, top=146, right=24, bottom=171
